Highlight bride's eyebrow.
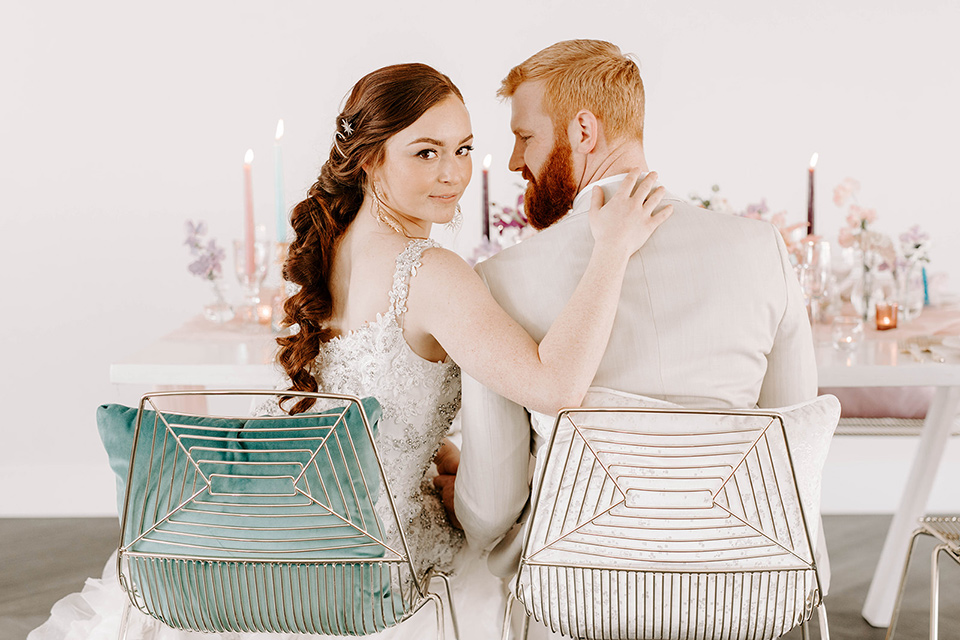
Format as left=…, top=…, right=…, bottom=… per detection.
left=408, top=134, right=474, bottom=147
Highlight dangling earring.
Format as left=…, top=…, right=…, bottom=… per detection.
left=446, top=204, right=463, bottom=233
left=373, top=182, right=404, bottom=235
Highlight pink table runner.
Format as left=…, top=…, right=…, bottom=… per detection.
left=819, top=305, right=960, bottom=418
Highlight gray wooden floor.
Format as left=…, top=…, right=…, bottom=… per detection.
left=2, top=515, right=958, bottom=639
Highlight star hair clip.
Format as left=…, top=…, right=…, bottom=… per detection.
left=333, top=117, right=355, bottom=156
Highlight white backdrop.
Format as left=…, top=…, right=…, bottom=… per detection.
left=2, top=0, right=958, bottom=516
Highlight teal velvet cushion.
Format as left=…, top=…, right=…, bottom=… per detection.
left=97, top=397, right=406, bottom=634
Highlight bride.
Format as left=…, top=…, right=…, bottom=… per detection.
left=29, top=62, right=671, bottom=640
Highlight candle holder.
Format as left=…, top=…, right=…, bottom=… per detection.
left=233, top=239, right=272, bottom=324
left=875, top=302, right=898, bottom=331
left=831, top=316, right=863, bottom=351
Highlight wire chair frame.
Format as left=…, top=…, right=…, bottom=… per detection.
left=115, top=389, right=457, bottom=639
left=508, top=406, right=830, bottom=640
left=886, top=516, right=960, bottom=640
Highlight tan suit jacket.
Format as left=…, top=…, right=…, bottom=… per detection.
left=454, top=175, right=818, bottom=556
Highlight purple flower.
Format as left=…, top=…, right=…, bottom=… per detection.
left=184, top=220, right=224, bottom=281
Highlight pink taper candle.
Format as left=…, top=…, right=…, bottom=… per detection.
left=243, top=149, right=255, bottom=277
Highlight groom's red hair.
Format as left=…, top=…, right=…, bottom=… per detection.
left=499, top=39, right=645, bottom=143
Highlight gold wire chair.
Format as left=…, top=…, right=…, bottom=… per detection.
left=504, top=403, right=834, bottom=640
left=886, top=516, right=960, bottom=640
left=115, top=389, right=458, bottom=639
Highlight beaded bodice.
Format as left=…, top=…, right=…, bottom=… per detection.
left=308, top=238, right=463, bottom=573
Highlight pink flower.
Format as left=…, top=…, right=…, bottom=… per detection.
left=833, top=188, right=848, bottom=207
left=846, top=207, right=863, bottom=228
left=838, top=226, right=856, bottom=248
left=833, top=177, right=861, bottom=207
left=846, top=205, right=877, bottom=228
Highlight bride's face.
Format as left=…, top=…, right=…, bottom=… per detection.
left=374, top=95, right=473, bottom=226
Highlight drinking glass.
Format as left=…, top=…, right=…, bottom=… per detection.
left=797, top=239, right=832, bottom=325
left=831, top=316, right=864, bottom=351
left=233, top=239, right=272, bottom=322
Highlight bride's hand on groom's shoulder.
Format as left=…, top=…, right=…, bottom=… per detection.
left=589, top=169, right=673, bottom=258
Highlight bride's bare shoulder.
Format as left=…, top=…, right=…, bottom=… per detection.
left=404, top=245, right=488, bottom=310
left=417, top=245, right=478, bottom=282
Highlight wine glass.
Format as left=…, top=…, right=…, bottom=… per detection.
left=233, top=239, right=272, bottom=323
left=796, top=239, right=832, bottom=325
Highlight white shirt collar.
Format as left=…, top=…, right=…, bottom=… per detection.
left=569, top=172, right=653, bottom=217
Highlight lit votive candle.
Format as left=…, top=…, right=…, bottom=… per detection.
left=256, top=302, right=273, bottom=325
left=831, top=316, right=863, bottom=351
left=875, top=302, right=898, bottom=330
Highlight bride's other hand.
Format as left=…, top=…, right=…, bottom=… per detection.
left=589, top=170, right=673, bottom=258
left=434, top=438, right=461, bottom=476
left=433, top=473, right=462, bottom=529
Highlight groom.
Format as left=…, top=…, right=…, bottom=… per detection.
left=446, top=37, right=819, bottom=592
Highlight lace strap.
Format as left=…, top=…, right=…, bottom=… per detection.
left=387, top=238, right=439, bottom=327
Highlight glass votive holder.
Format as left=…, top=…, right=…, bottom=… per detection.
left=256, top=302, right=273, bottom=325
left=875, top=302, right=899, bottom=331
left=831, top=316, right=863, bottom=351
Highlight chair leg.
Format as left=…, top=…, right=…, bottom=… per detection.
left=427, top=592, right=445, bottom=640
left=886, top=530, right=926, bottom=640
left=930, top=544, right=948, bottom=640
left=501, top=590, right=514, bottom=640
left=433, top=573, right=460, bottom=640
left=500, top=592, right=532, bottom=640
left=117, top=599, right=132, bottom=640
left=818, top=602, right=830, bottom=640
left=801, top=619, right=811, bottom=640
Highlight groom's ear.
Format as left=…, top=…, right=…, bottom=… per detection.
left=570, top=110, right=600, bottom=155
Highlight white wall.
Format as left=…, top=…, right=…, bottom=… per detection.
left=2, top=0, right=958, bottom=516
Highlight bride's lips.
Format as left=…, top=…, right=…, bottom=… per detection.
left=430, top=194, right=460, bottom=202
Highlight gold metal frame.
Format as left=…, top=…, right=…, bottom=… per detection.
left=115, top=389, right=458, bottom=638
left=886, top=516, right=960, bottom=640
left=505, top=406, right=831, bottom=640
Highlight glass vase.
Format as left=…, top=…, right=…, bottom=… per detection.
left=895, top=262, right=925, bottom=323
left=203, top=279, right=234, bottom=324
left=851, top=263, right=882, bottom=323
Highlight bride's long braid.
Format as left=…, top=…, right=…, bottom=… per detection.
left=277, top=63, right=463, bottom=414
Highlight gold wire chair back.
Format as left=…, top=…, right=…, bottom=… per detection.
left=116, top=390, right=448, bottom=637
left=514, top=406, right=830, bottom=640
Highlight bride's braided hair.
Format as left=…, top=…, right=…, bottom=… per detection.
left=278, top=63, right=463, bottom=414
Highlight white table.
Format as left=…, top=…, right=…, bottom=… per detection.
left=110, top=316, right=280, bottom=387
left=815, top=307, right=960, bottom=627
left=111, top=311, right=960, bottom=627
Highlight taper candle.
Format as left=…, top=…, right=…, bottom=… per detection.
left=482, top=154, right=492, bottom=240
left=274, top=119, right=285, bottom=242
left=807, top=152, right=818, bottom=236
left=243, top=149, right=255, bottom=277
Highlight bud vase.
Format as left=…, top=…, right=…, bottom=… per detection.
left=851, top=264, right=881, bottom=322
left=204, top=279, right=235, bottom=324
left=896, top=262, right=925, bottom=323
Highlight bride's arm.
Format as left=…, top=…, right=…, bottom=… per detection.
left=409, top=170, right=672, bottom=415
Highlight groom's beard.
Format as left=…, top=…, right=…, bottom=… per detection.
left=524, top=135, right=578, bottom=231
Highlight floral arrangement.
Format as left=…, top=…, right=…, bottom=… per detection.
left=690, top=185, right=807, bottom=260
left=834, top=178, right=897, bottom=273
left=899, top=225, right=932, bottom=267
left=468, top=190, right=535, bottom=266
left=184, top=221, right=226, bottom=281
left=832, top=177, right=938, bottom=317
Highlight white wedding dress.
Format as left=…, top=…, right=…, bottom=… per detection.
left=29, top=239, right=503, bottom=640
